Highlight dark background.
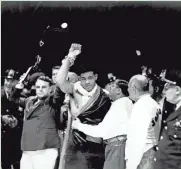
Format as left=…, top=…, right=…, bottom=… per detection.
left=2, top=1, right=181, bottom=85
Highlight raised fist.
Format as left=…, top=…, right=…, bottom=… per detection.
left=62, top=43, right=82, bottom=67
left=68, top=43, right=82, bottom=57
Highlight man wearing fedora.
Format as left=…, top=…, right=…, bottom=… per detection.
left=1, top=69, right=23, bottom=169
left=153, top=68, right=181, bottom=169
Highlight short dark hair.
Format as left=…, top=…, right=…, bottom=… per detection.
left=37, top=76, right=53, bottom=86
left=76, top=64, right=98, bottom=76
left=115, top=79, right=129, bottom=96
left=149, top=75, right=165, bottom=95
left=52, top=66, right=61, bottom=70
left=29, top=72, right=45, bottom=85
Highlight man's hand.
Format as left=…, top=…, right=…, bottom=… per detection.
left=72, top=118, right=81, bottom=130
left=2, top=115, right=11, bottom=125
left=61, top=104, right=69, bottom=113
left=16, top=73, right=27, bottom=89
left=8, top=116, right=18, bottom=128
left=68, top=43, right=82, bottom=57
left=2, top=115, right=18, bottom=128
left=65, top=43, right=82, bottom=66
left=19, top=73, right=27, bottom=82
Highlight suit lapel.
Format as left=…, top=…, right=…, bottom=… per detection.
left=162, top=99, right=174, bottom=117
left=26, top=99, right=44, bottom=119
left=166, top=106, right=181, bottom=122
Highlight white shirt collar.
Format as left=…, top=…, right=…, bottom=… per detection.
left=158, top=97, right=165, bottom=106
left=158, top=97, right=165, bottom=104
left=103, top=89, right=109, bottom=95
left=176, top=100, right=181, bottom=110
left=113, top=96, right=127, bottom=103
left=137, top=93, right=150, bottom=101
left=87, top=84, right=97, bottom=96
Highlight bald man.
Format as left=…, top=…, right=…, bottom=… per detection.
left=125, top=75, right=161, bottom=169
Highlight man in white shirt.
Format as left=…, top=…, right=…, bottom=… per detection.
left=72, top=79, right=133, bottom=169
left=126, top=74, right=161, bottom=169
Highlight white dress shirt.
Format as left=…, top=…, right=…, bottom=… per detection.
left=77, top=97, right=133, bottom=140
left=125, top=94, right=160, bottom=169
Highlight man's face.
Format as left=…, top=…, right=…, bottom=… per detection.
left=109, top=82, right=119, bottom=100
left=164, top=83, right=179, bottom=104
left=4, top=78, right=14, bottom=93
left=128, top=81, right=136, bottom=101
left=149, top=80, right=154, bottom=96
left=52, top=69, right=59, bottom=84
left=35, top=79, right=50, bottom=99
left=105, top=82, right=113, bottom=92
left=80, top=71, right=97, bottom=92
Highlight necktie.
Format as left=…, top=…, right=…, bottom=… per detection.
left=174, top=104, right=177, bottom=111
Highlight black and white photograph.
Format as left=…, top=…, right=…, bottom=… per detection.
left=1, top=1, right=181, bottom=169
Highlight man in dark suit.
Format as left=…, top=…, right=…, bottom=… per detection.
left=1, top=69, right=23, bottom=169
left=153, top=68, right=181, bottom=169
left=10, top=75, right=64, bottom=169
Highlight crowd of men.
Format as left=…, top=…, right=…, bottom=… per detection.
left=1, top=43, right=181, bottom=169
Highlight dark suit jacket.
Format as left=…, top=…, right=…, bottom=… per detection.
left=1, top=87, right=23, bottom=135
left=1, top=88, right=23, bottom=164
left=159, top=99, right=175, bottom=137
left=10, top=86, right=64, bottom=151
left=154, top=106, right=181, bottom=169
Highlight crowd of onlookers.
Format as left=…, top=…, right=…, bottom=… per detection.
left=1, top=44, right=181, bottom=169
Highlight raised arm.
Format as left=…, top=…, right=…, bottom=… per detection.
left=56, top=43, right=82, bottom=94
left=9, top=74, right=28, bottom=108
left=56, top=58, right=73, bottom=94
